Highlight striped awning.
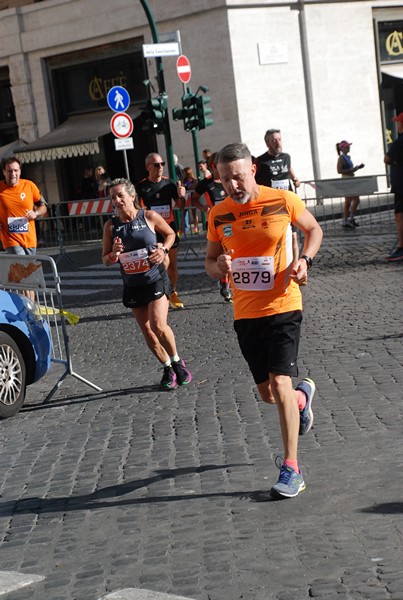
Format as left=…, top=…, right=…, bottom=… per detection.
left=15, top=112, right=111, bottom=164
left=15, top=108, right=138, bottom=164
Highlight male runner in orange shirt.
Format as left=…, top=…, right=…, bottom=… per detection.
left=0, top=156, right=47, bottom=255
left=205, top=142, right=323, bottom=499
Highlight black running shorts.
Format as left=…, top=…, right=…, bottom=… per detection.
left=122, top=267, right=172, bottom=308
left=234, top=310, right=302, bottom=384
left=156, top=221, right=180, bottom=249
left=394, top=191, right=403, bottom=214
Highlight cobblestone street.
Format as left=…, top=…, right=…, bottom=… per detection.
left=0, top=232, right=402, bottom=600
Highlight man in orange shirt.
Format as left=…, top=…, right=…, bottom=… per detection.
left=205, top=142, right=323, bottom=499
left=0, top=156, right=47, bottom=256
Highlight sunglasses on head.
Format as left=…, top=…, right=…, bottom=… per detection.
left=152, top=161, right=165, bottom=167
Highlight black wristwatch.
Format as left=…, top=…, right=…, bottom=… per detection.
left=301, top=255, right=312, bottom=269
left=162, top=246, right=169, bottom=255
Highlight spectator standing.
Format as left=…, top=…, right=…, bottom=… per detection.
left=255, top=129, right=300, bottom=191
left=102, top=178, right=192, bottom=390
left=182, top=166, right=198, bottom=191
left=80, top=166, right=98, bottom=199
left=0, top=156, right=47, bottom=256
left=202, top=148, right=212, bottom=163
left=182, top=166, right=198, bottom=234
left=197, top=159, right=211, bottom=180
left=173, top=154, right=184, bottom=183
left=336, top=140, right=365, bottom=229
left=205, top=142, right=323, bottom=499
left=135, top=153, right=186, bottom=309
left=94, top=165, right=112, bottom=198
left=384, top=113, right=403, bottom=261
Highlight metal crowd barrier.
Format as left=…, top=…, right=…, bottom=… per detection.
left=0, top=253, right=102, bottom=403
left=297, top=174, right=395, bottom=236
left=32, top=200, right=208, bottom=264
left=27, top=175, right=396, bottom=261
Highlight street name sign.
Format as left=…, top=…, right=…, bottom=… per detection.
left=143, top=42, right=180, bottom=58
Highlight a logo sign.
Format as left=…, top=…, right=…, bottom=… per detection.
left=386, top=30, right=403, bottom=57
left=378, top=21, right=403, bottom=62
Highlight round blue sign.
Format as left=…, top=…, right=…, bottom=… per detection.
left=107, top=86, right=131, bottom=113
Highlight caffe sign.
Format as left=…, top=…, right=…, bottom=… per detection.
left=378, top=21, right=403, bottom=63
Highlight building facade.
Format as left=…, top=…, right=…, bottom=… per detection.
left=0, top=0, right=402, bottom=204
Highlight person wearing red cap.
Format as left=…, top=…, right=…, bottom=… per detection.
left=336, top=141, right=365, bottom=228
left=384, top=113, right=403, bottom=261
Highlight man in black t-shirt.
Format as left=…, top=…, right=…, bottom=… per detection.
left=255, top=129, right=300, bottom=191
left=255, top=129, right=304, bottom=277
left=136, top=153, right=186, bottom=308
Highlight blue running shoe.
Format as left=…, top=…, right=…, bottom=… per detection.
left=296, top=377, right=315, bottom=436
left=270, top=458, right=306, bottom=499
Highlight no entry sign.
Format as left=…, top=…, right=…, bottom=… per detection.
left=176, top=55, right=191, bottom=84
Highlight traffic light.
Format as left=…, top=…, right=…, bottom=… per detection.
left=196, top=95, right=213, bottom=129
left=183, top=93, right=199, bottom=131
left=140, top=94, right=167, bottom=133
left=172, top=91, right=213, bottom=131
left=172, top=93, right=199, bottom=131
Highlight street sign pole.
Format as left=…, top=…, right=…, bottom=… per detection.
left=139, top=0, right=176, bottom=182
left=108, top=87, right=132, bottom=181
left=123, top=150, right=130, bottom=180
left=191, top=129, right=200, bottom=179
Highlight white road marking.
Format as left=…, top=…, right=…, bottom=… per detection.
left=0, top=570, right=44, bottom=595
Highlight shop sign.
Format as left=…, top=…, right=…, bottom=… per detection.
left=378, top=21, right=403, bottom=63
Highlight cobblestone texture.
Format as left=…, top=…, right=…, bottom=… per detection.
left=0, top=233, right=402, bottom=600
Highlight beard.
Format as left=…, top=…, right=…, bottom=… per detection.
left=230, top=190, right=251, bottom=204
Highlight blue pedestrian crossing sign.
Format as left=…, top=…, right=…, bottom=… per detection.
left=107, top=86, right=131, bottom=113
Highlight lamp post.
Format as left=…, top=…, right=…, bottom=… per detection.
left=139, top=0, right=176, bottom=181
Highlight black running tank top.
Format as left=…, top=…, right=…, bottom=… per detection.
left=112, top=209, right=163, bottom=288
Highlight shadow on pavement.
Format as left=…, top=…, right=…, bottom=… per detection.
left=0, top=463, right=283, bottom=516
left=21, top=385, right=161, bottom=412
left=359, top=502, right=403, bottom=514
left=364, top=333, right=403, bottom=341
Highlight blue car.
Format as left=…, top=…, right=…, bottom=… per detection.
left=0, top=290, right=52, bottom=418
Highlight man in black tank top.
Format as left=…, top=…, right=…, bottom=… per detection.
left=136, top=152, right=186, bottom=309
